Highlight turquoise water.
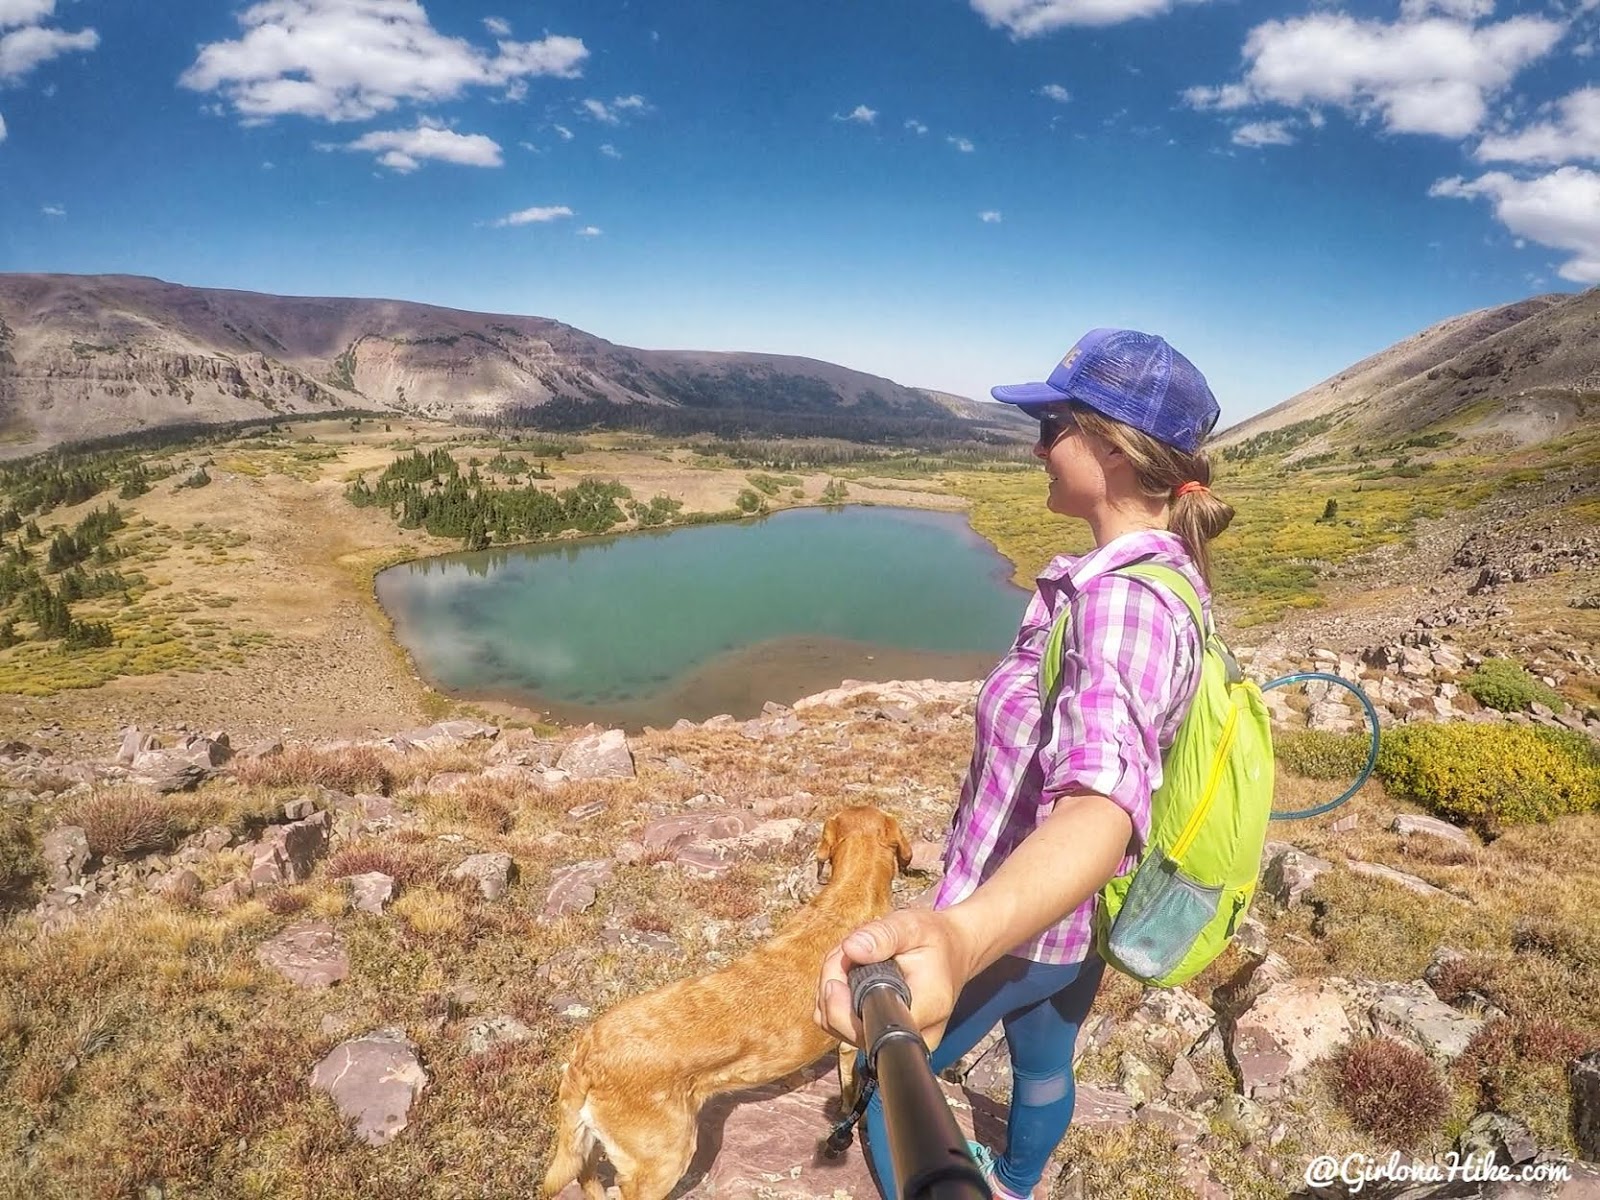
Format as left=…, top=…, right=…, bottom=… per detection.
left=375, top=505, right=1030, bottom=728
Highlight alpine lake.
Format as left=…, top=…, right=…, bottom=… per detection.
left=375, top=505, right=1030, bottom=730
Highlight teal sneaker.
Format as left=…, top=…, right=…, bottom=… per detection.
left=965, top=1141, right=1032, bottom=1200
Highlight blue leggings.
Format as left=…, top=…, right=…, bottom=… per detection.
left=860, top=953, right=1106, bottom=1199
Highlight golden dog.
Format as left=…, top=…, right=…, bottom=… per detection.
left=540, top=805, right=911, bottom=1200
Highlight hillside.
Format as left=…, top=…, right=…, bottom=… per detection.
left=1215, top=289, right=1599, bottom=453
left=0, top=275, right=1025, bottom=454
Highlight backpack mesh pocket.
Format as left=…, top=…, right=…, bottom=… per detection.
left=1104, top=850, right=1222, bottom=980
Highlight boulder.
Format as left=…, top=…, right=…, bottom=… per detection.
left=243, top=810, right=330, bottom=888
left=41, top=825, right=89, bottom=887
left=555, top=729, right=634, bottom=780
left=128, top=749, right=211, bottom=794
left=1118, top=1052, right=1160, bottom=1106
left=1456, top=1111, right=1538, bottom=1167
left=1574, top=1050, right=1600, bottom=1161
left=1262, top=847, right=1334, bottom=906
left=116, top=726, right=158, bottom=766
left=1370, top=981, right=1486, bottom=1062
left=1127, top=986, right=1215, bottom=1057
left=1135, top=1101, right=1207, bottom=1146
left=451, top=852, right=515, bottom=901
left=1230, top=977, right=1356, bottom=1099
left=310, top=1028, right=428, bottom=1146
left=542, top=859, right=611, bottom=918
left=390, top=720, right=498, bottom=752
left=149, top=868, right=202, bottom=902
left=1163, top=1053, right=1209, bottom=1100
left=1345, top=858, right=1466, bottom=903
left=1391, top=813, right=1474, bottom=849
left=256, top=920, right=349, bottom=989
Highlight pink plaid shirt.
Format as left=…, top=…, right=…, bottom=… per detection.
left=933, top=529, right=1207, bottom=965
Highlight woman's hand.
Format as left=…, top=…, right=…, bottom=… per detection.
left=813, top=907, right=976, bottom=1053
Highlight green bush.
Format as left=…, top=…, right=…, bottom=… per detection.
left=1461, top=659, right=1563, bottom=713
left=1375, top=723, right=1600, bottom=834
left=1276, top=730, right=1370, bottom=780
left=0, top=807, right=39, bottom=902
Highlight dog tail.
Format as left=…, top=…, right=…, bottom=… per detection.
left=540, top=1050, right=598, bottom=1198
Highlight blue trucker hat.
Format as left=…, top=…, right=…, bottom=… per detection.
left=992, top=328, right=1220, bottom=454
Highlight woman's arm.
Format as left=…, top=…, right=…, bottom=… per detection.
left=813, top=790, right=1130, bottom=1050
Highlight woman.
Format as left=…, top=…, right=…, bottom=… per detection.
left=814, top=328, right=1235, bottom=1200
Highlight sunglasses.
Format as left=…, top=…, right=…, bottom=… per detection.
left=1036, top=409, right=1077, bottom=448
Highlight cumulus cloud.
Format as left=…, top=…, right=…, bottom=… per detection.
left=905, top=118, right=928, bottom=134
left=834, top=104, right=876, bottom=124
left=181, top=0, right=587, bottom=123
left=0, top=112, right=6, bottom=143
left=41, top=203, right=62, bottom=216
left=979, top=210, right=1002, bottom=222
left=1233, top=119, right=1296, bottom=147
left=0, top=20, right=97, bottom=81
left=1039, top=83, right=1071, bottom=102
left=947, top=135, right=975, bottom=151
left=970, top=0, right=1198, bottom=36
left=599, top=142, right=620, bottom=158
left=1431, top=166, right=1600, bottom=281
left=483, top=16, right=510, bottom=36
left=1475, top=86, right=1600, bottom=163
left=494, top=204, right=572, bottom=226
left=1400, top=0, right=1493, bottom=17
left=577, top=225, right=601, bottom=237
left=339, top=120, right=503, bottom=171
left=0, top=0, right=54, bottom=29
left=581, top=94, right=647, bottom=124
left=553, top=123, right=573, bottom=140
left=1184, top=11, right=1565, bottom=139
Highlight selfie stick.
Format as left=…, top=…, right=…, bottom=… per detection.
left=847, top=960, right=990, bottom=1200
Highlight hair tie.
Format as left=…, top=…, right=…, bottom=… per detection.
left=1174, top=481, right=1209, bottom=499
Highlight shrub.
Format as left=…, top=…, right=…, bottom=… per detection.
left=230, top=744, right=393, bottom=795
left=1333, top=1037, right=1449, bottom=1143
left=0, top=808, right=39, bottom=901
left=63, top=789, right=173, bottom=858
left=1461, top=660, right=1563, bottom=714
left=324, top=840, right=445, bottom=887
left=1276, top=730, right=1370, bottom=780
left=1375, top=724, right=1600, bottom=835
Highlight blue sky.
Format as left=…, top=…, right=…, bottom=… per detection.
left=1, top=0, right=1596, bottom=427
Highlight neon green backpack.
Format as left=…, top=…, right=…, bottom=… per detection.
left=1039, top=562, right=1274, bottom=987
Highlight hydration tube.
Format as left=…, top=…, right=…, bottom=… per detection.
left=1261, top=670, right=1382, bottom=820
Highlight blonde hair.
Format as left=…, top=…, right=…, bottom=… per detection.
left=1070, top=404, right=1235, bottom=587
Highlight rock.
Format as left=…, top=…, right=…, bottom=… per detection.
left=791, top=678, right=980, bottom=713
left=451, top=852, right=515, bottom=901
left=1118, top=1052, right=1159, bottom=1106
left=41, top=825, right=89, bottom=886
left=566, top=800, right=607, bottom=821
left=236, top=737, right=283, bottom=761
left=116, top=726, right=157, bottom=766
left=1423, top=945, right=1467, bottom=993
left=674, top=843, right=734, bottom=879
left=256, top=920, right=349, bottom=989
left=423, top=771, right=474, bottom=794
left=310, top=1028, right=428, bottom=1146
left=201, top=878, right=253, bottom=911
left=641, top=810, right=756, bottom=852
left=1330, top=813, right=1358, bottom=835
left=283, top=797, right=317, bottom=821
left=127, top=749, right=211, bottom=793
left=908, top=840, right=946, bottom=874
left=1163, top=1053, right=1209, bottom=1100
left=1457, top=1112, right=1539, bottom=1167
left=1135, top=1101, right=1207, bottom=1145
left=1370, top=981, right=1486, bottom=1062
left=613, top=840, right=646, bottom=865
left=542, top=859, right=611, bottom=917
left=1070, top=1083, right=1136, bottom=1131
left=243, top=810, right=330, bottom=888
left=1345, top=858, right=1467, bottom=903
left=1573, top=1050, right=1600, bottom=1161
left=1391, top=813, right=1474, bottom=849
left=1235, top=915, right=1270, bottom=959
left=1217, top=1093, right=1269, bottom=1143
left=1230, top=977, right=1356, bottom=1099
left=739, top=818, right=804, bottom=855
left=555, top=729, right=634, bottom=780
left=344, top=872, right=395, bottom=915
left=464, top=1015, right=535, bottom=1055
left=1262, top=847, right=1334, bottom=906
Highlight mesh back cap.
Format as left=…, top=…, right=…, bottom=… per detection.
left=992, top=328, right=1220, bottom=454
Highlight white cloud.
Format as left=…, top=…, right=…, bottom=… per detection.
left=553, top=123, right=573, bottom=140
left=979, top=210, right=1002, bottom=222
left=582, top=94, right=648, bottom=125
left=494, top=204, right=573, bottom=227
left=1431, top=167, right=1600, bottom=281
left=262, top=160, right=275, bottom=169
left=1185, top=12, right=1565, bottom=138
left=1233, top=119, right=1296, bottom=147
left=0, top=112, right=6, bottom=142
left=1039, top=83, right=1071, bottom=102
left=41, top=203, right=62, bottom=216
left=970, top=0, right=1196, bottom=36
left=947, top=135, right=976, bottom=151
left=341, top=120, right=503, bottom=171
left=0, top=0, right=53, bottom=29
left=483, top=16, right=510, bottom=37
left=577, top=225, right=601, bottom=237
left=1400, top=0, right=1493, bottom=18
left=1476, top=86, right=1600, bottom=163
left=181, top=0, right=587, bottom=123
left=835, top=104, right=876, bottom=124
left=599, top=142, right=620, bottom=158
left=0, top=21, right=97, bottom=81
left=904, top=118, right=928, bottom=134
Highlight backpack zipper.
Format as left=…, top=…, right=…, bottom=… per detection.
left=1168, top=693, right=1241, bottom=865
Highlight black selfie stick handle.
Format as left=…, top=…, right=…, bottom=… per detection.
left=848, top=960, right=990, bottom=1200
